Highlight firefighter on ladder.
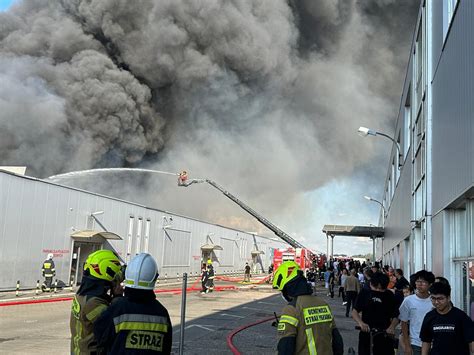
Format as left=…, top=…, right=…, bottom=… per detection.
left=177, top=170, right=200, bottom=187
left=178, top=171, right=188, bottom=186
left=42, top=253, right=56, bottom=292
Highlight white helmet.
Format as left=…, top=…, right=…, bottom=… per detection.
left=47, top=253, right=54, bottom=259
left=124, top=253, right=159, bottom=290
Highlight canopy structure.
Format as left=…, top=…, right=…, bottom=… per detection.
left=322, top=225, right=384, bottom=263
left=200, top=243, right=223, bottom=251
left=70, top=230, right=122, bottom=243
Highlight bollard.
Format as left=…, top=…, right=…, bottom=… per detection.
left=179, top=273, right=188, bottom=355
left=165, top=273, right=167, bottom=283
left=35, top=280, right=40, bottom=297
left=54, top=279, right=58, bottom=293
left=177, top=273, right=180, bottom=283
left=70, top=275, right=75, bottom=291
left=16, top=280, right=20, bottom=297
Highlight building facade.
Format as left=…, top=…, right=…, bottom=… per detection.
left=381, top=0, right=473, bottom=318
left=0, top=170, right=287, bottom=290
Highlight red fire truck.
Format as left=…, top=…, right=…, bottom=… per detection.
left=273, top=248, right=325, bottom=272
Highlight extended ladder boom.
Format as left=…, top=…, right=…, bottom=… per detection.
left=205, top=180, right=305, bottom=249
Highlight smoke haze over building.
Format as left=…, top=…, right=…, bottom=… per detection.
left=0, top=0, right=419, bottom=254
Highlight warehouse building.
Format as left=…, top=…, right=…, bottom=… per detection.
left=378, top=0, right=473, bottom=318
left=0, top=170, right=287, bottom=290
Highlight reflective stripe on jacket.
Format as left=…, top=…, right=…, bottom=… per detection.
left=278, top=295, right=336, bottom=355
left=70, top=294, right=109, bottom=355
left=94, top=291, right=172, bottom=354
left=42, top=259, right=55, bottom=276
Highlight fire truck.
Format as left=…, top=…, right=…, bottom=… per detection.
left=273, top=247, right=325, bottom=272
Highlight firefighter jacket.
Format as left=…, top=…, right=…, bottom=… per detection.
left=70, top=276, right=116, bottom=355
left=94, top=288, right=172, bottom=354
left=277, top=276, right=343, bottom=355
left=207, top=265, right=215, bottom=279
left=42, top=259, right=55, bottom=277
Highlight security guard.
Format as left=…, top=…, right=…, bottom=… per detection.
left=94, top=253, right=172, bottom=354
left=70, top=250, right=124, bottom=355
left=273, top=261, right=344, bottom=355
left=42, top=253, right=56, bottom=292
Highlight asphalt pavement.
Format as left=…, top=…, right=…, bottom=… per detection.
left=227, top=284, right=360, bottom=354
left=0, top=278, right=360, bottom=354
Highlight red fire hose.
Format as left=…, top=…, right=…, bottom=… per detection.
left=226, top=316, right=275, bottom=355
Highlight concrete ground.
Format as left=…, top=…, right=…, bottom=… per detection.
left=0, top=280, right=360, bottom=354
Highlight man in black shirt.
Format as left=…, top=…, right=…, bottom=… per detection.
left=420, top=282, right=474, bottom=355
left=244, top=263, right=251, bottom=282
left=394, top=268, right=409, bottom=291
left=352, top=272, right=399, bottom=355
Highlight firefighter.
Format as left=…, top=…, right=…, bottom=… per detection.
left=94, top=253, right=172, bottom=354
left=206, top=259, right=215, bottom=293
left=273, top=261, right=344, bottom=355
left=177, top=170, right=188, bottom=186
left=42, top=253, right=56, bottom=292
left=200, top=263, right=208, bottom=293
left=70, top=250, right=124, bottom=355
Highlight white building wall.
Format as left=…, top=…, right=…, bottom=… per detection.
left=0, top=171, right=287, bottom=290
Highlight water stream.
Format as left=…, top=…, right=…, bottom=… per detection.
left=46, top=168, right=179, bottom=181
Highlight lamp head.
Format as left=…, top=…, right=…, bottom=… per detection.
left=358, top=127, right=377, bottom=137
left=364, top=195, right=372, bottom=201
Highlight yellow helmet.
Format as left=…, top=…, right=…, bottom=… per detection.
left=207, top=259, right=212, bottom=265
left=272, top=261, right=300, bottom=290
left=84, top=250, right=122, bottom=282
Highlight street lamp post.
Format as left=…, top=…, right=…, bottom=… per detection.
left=358, top=126, right=403, bottom=169
left=364, top=195, right=386, bottom=263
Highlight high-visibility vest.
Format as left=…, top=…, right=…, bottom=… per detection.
left=278, top=295, right=335, bottom=355
left=42, top=259, right=55, bottom=277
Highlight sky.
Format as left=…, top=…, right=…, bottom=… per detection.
left=0, top=0, right=420, bottom=256
left=0, top=0, right=13, bottom=11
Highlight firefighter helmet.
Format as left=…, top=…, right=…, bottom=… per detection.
left=272, top=261, right=300, bottom=290
left=84, top=250, right=122, bottom=282
left=47, top=253, right=54, bottom=259
left=124, top=253, right=159, bottom=290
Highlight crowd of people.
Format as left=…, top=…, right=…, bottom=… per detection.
left=63, top=248, right=473, bottom=354
left=293, top=259, right=474, bottom=355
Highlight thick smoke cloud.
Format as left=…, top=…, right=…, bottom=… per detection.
left=0, top=0, right=419, bottom=249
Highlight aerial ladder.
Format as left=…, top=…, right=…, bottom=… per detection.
left=178, top=172, right=305, bottom=249
left=205, top=180, right=305, bottom=249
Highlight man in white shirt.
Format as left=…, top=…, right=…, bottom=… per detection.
left=398, top=270, right=435, bottom=355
